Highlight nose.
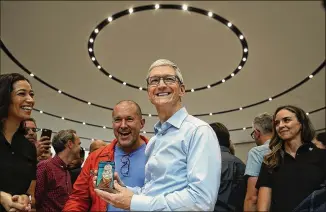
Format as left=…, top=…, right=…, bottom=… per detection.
left=26, top=94, right=35, bottom=104
left=120, top=119, right=127, bottom=128
left=157, top=78, right=167, bottom=88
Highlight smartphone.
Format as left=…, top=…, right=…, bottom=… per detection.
left=41, top=128, right=52, bottom=140
left=96, top=161, right=115, bottom=191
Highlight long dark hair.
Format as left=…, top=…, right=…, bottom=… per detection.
left=264, top=105, right=315, bottom=169
left=0, top=73, right=31, bottom=131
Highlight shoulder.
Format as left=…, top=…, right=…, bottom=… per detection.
left=182, top=115, right=213, bottom=135
left=249, top=144, right=270, bottom=157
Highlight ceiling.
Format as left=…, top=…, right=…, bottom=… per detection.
left=1, top=1, right=325, bottom=150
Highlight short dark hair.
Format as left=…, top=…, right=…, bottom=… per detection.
left=52, top=129, right=76, bottom=154
left=0, top=73, right=31, bottom=131
left=316, top=132, right=326, bottom=145
left=113, top=100, right=142, bottom=118
left=20, top=117, right=37, bottom=129
left=210, top=122, right=230, bottom=148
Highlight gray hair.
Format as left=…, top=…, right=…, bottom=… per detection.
left=253, top=113, right=273, bottom=134
left=52, top=129, right=76, bottom=154
left=146, top=59, right=184, bottom=84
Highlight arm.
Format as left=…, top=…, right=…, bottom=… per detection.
left=131, top=125, right=221, bottom=211
left=27, top=180, right=36, bottom=209
left=244, top=177, right=258, bottom=211
left=35, top=162, right=48, bottom=209
left=63, top=154, right=93, bottom=211
left=257, top=187, right=272, bottom=211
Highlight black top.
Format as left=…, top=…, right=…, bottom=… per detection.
left=0, top=130, right=37, bottom=195
left=214, top=146, right=246, bottom=212
left=256, top=143, right=326, bottom=212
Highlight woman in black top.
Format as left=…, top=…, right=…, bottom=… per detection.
left=0, top=73, right=37, bottom=212
left=256, top=105, right=326, bottom=211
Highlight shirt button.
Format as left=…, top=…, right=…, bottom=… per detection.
left=12, top=152, right=14, bottom=155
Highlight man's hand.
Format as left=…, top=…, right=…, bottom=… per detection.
left=94, top=180, right=133, bottom=210
left=35, top=136, right=51, bottom=157
left=10, top=195, right=31, bottom=212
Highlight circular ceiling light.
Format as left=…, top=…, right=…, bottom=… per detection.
left=87, top=4, right=249, bottom=92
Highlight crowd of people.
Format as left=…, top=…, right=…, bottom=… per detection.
left=0, top=59, right=325, bottom=212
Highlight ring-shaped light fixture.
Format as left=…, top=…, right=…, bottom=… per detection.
left=87, top=4, right=249, bottom=92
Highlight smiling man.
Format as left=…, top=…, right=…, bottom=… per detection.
left=95, top=59, right=221, bottom=211
left=63, top=100, right=148, bottom=212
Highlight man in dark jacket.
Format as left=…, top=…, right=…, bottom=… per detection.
left=210, top=122, right=246, bottom=212
left=68, top=147, right=85, bottom=185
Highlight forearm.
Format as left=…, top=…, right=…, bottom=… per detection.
left=244, top=196, right=257, bottom=211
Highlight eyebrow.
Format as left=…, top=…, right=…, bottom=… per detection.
left=15, top=89, right=34, bottom=92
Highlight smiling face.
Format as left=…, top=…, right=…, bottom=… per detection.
left=274, top=109, right=302, bottom=142
left=147, top=65, right=185, bottom=108
left=8, top=80, right=35, bottom=123
left=112, top=102, right=145, bottom=149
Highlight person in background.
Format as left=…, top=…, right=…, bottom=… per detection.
left=0, top=73, right=36, bottom=212
left=256, top=105, right=326, bottom=211
left=244, top=113, right=273, bottom=211
left=63, top=100, right=148, bottom=211
left=210, top=122, right=246, bottom=212
left=89, top=139, right=107, bottom=153
left=313, top=131, right=326, bottom=149
left=21, top=118, right=52, bottom=161
left=36, top=129, right=81, bottom=212
left=68, top=147, right=85, bottom=185
left=95, top=59, right=221, bottom=211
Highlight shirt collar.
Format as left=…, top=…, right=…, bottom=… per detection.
left=52, top=155, right=69, bottom=170
left=154, top=107, right=188, bottom=134
left=220, top=146, right=230, bottom=153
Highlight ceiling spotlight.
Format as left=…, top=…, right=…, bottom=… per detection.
left=123, top=82, right=127, bottom=85
left=88, top=48, right=93, bottom=52
left=143, top=131, right=147, bottom=134
left=88, top=102, right=91, bottom=105
left=108, top=16, right=113, bottom=22
left=238, top=66, right=242, bottom=69
left=91, top=57, right=96, bottom=61
left=103, top=126, right=106, bottom=129
left=239, top=107, right=243, bottom=110
left=222, top=79, right=225, bottom=83
left=155, top=4, right=160, bottom=9
left=269, top=97, right=273, bottom=101
left=244, top=48, right=248, bottom=52
left=129, top=8, right=133, bottom=13
left=91, top=138, right=94, bottom=141
left=89, top=38, right=94, bottom=43
left=227, top=22, right=232, bottom=27
left=58, top=90, right=62, bottom=93
left=139, top=87, right=143, bottom=90
left=306, top=112, right=309, bottom=115
left=191, top=89, right=194, bottom=92
left=242, top=57, right=247, bottom=61
left=61, top=117, right=65, bottom=120
left=40, top=111, right=43, bottom=114
left=207, top=85, right=211, bottom=88
left=231, top=73, right=235, bottom=77
left=209, top=113, right=213, bottom=116
left=94, top=28, right=99, bottom=33
left=149, top=114, right=152, bottom=117
left=109, top=75, right=112, bottom=78
left=309, top=75, right=313, bottom=79
left=82, top=122, right=86, bottom=125
left=182, top=4, right=188, bottom=10
left=239, top=35, right=244, bottom=40
left=97, top=65, right=101, bottom=69
left=208, top=12, right=213, bottom=17
left=30, top=73, right=34, bottom=77
left=243, top=127, right=246, bottom=130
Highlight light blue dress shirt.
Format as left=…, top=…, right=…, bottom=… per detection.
left=129, top=107, right=221, bottom=211
left=244, top=140, right=270, bottom=177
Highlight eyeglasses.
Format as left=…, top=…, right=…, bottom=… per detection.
left=146, top=75, right=181, bottom=86
left=120, top=155, right=130, bottom=177
left=250, top=131, right=255, bottom=139
left=24, top=127, right=41, bottom=133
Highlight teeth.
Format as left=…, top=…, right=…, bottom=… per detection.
left=21, top=106, right=32, bottom=111
left=157, top=93, right=169, bottom=96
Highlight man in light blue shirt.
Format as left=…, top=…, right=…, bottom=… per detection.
left=95, top=59, right=221, bottom=211
left=244, top=113, right=273, bottom=211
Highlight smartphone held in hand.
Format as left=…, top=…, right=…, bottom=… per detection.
left=41, top=128, right=52, bottom=140
left=96, top=161, right=115, bottom=191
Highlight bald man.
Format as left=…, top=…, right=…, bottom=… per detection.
left=89, top=140, right=107, bottom=153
